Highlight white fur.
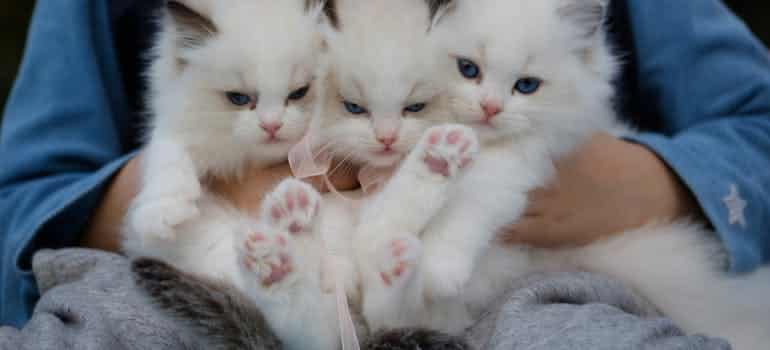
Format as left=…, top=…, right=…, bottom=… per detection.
left=284, top=0, right=770, bottom=348
left=214, top=1, right=467, bottom=347
left=125, top=0, right=770, bottom=349
left=363, top=1, right=770, bottom=349
left=124, top=0, right=326, bottom=258
left=121, top=1, right=337, bottom=349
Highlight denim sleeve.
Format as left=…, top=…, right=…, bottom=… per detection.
left=621, top=0, right=770, bottom=272
left=0, top=1, right=134, bottom=327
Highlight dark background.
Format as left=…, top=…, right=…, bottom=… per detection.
left=1, top=1, right=769, bottom=126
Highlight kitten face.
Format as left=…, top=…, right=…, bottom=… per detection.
left=163, top=0, right=326, bottom=155
left=436, top=0, right=616, bottom=145
left=315, top=0, right=454, bottom=168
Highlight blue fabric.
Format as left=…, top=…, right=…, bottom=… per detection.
left=0, top=1, right=135, bottom=328
left=1, top=0, right=769, bottom=327
left=621, top=0, right=770, bottom=273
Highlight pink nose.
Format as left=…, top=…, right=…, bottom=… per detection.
left=260, top=122, right=283, bottom=136
left=377, top=136, right=397, bottom=147
left=481, top=102, right=501, bottom=119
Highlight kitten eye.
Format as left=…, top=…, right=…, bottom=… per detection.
left=457, top=58, right=480, bottom=80
left=513, top=77, right=542, bottom=95
left=343, top=101, right=368, bottom=115
left=403, top=103, right=426, bottom=113
left=288, top=85, right=310, bottom=101
left=226, top=92, right=254, bottom=106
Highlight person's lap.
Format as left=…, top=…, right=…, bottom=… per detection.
left=0, top=249, right=730, bottom=350
left=466, top=272, right=730, bottom=350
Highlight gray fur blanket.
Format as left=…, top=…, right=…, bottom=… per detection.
left=0, top=249, right=730, bottom=349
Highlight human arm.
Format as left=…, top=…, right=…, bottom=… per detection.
left=0, top=0, right=140, bottom=327
left=503, top=0, right=770, bottom=273
left=502, top=133, right=702, bottom=248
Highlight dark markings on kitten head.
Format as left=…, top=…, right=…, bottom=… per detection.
left=132, top=258, right=282, bottom=350
left=306, top=0, right=339, bottom=29
left=364, top=328, right=472, bottom=350
left=557, top=0, right=608, bottom=39
left=167, top=0, right=218, bottom=50
left=425, top=0, right=455, bottom=22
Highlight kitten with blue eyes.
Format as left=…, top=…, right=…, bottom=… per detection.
left=122, top=0, right=329, bottom=301
left=388, top=0, right=770, bottom=347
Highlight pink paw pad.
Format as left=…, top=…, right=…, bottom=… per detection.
left=240, top=233, right=294, bottom=288
left=262, top=253, right=292, bottom=287
left=379, top=237, right=422, bottom=287
left=243, top=232, right=266, bottom=254
left=421, top=126, right=479, bottom=178
left=263, top=179, right=320, bottom=236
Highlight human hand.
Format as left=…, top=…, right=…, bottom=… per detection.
left=500, top=133, right=703, bottom=248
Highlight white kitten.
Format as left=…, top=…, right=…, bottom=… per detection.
left=396, top=1, right=770, bottom=348
left=121, top=1, right=332, bottom=347
left=123, top=0, right=339, bottom=349
left=308, top=0, right=472, bottom=334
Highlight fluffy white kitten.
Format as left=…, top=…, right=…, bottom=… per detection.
left=121, top=1, right=330, bottom=347
left=381, top=0, right=770, bottom=348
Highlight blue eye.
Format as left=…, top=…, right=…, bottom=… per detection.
left=288, top=85, right=310, bottom=101
left=226, top=92, right=253, bottom=106
left=457, top=58, right=480, bottom=79
left=343, top=101, right=368, bottom=115
left=514, top=77, right=542, bottom=95
left=404, top=103, right=426, bottom=113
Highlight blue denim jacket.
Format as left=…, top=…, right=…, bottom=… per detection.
left=2, top=0, right=769, bottom=327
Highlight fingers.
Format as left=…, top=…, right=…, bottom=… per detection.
left=500, top=217, right=547, bottom=246
left=524, top=187, right=552, bottom=216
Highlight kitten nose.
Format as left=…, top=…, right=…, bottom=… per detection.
left=481, top=102, right=501, bottom=119
left=260, top=122, right=283, bottom=136
left=377, top=135, right=398, bottom=147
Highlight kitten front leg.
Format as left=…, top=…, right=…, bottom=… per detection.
left=420, top=228, right=478, bottom=299
left=418, top=148, right=536, bottom=300
left=127, top=139, right=202, bottom=242
left=358, top=124, right=479, bottom=239
left=357, top=125, right=478, bottom=330
left=421, top=192, right=529, bottom=300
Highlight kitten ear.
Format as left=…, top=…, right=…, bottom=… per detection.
left=426, top=0, right=456, bottom=31
left=166, top=0, right=218, bottom=50
left=305, top=0, right=339, bottom=52
left=306, top=0, right=339, bottom=30
left=132, top=258, right=282, bottom=350
left=557, top=0, right=608, bottom=39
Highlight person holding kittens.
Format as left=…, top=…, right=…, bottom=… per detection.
left=0, top=1, right=767, bottom=349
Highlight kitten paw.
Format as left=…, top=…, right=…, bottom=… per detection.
left=419, top=125, right=479, bottom=178
left=378, top=236, right=422, bottom=287
left=238, top=230, right=294, bottom=288
left=129, top=196, right=200, bottom=241
left=261, top=179, right=321, bottom=236
left=422, top=250, right=473, bottom=299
